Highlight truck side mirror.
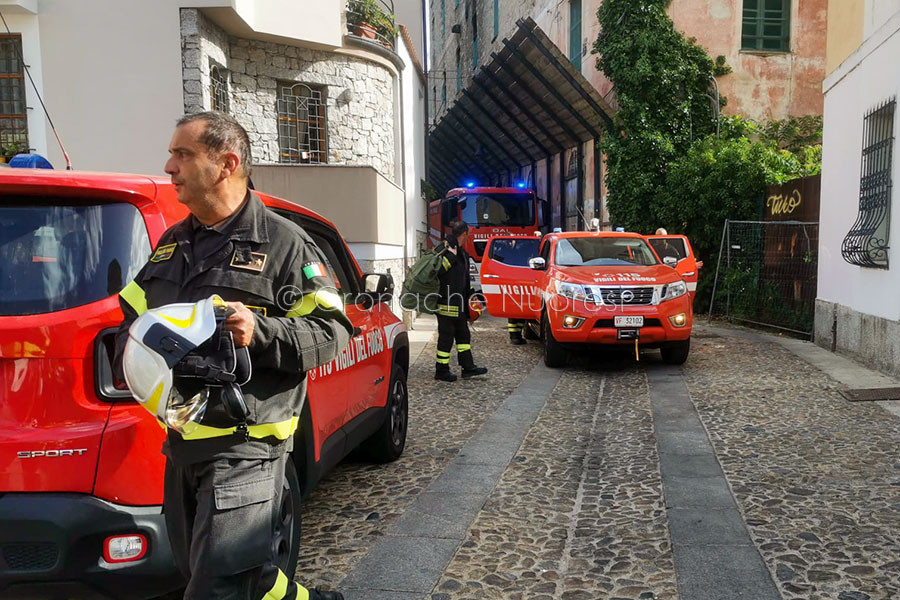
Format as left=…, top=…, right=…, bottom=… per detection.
left=663, top=256, right=678, bottom=268
left=529, top=257, right=547, bottom=270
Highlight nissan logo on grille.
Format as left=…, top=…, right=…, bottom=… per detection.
left=599, top=286, right=655, bottom=305
left=17, top=449, right=88, bottom=458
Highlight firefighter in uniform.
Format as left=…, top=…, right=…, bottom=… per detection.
left=114, top=112, right=351, bottom=600
left=434, top=221, right=488, bottom=382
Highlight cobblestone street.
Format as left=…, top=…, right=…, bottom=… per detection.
left=296, top=317, right=900, bottom=600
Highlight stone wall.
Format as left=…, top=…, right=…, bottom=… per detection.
left=815, top=299, right=900, bottom=378
left=180, top=9, right=397, bottom=182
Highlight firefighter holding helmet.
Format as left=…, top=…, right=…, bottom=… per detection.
left=114, top=112, right=351, bottom=600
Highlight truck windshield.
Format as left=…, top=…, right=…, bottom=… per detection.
left=458, top=193, right=535, bottom=227
left=555, top=237, right=659, bottom=267
left=0, top=201, right=151, bottom=316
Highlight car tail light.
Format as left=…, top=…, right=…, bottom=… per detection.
left=94, top=328, right=134, bottom=401
left=103, top=534, right=147, bottom=563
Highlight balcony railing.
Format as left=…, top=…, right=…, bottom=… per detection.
left=346, top=0, right=397, bottom=50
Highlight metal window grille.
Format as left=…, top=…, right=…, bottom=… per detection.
left=277, top=83, right=327, bottom=165
left=742, top=0, right=790, bottom=52
left=842, top=99, right=895, bottom=269
left=210, top=64, right=229, bottom=113
left=0, top=35, right=28, bottom=153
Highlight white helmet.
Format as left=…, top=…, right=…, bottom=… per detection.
left=122, top=295, right=222, bottom=432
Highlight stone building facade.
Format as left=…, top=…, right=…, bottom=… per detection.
left=181, top=8, right=397, bottom=182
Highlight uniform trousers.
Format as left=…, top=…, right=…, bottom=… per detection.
left=435, top=316, right=475, bottom=372
left=507, top=319, right=525, bottom=341
left=164, top=452, right=309, bottom=600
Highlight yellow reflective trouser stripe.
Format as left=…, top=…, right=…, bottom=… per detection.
left=285, top=290, right=344, bottom=318
left=508, top=324, right=522, bottom=330
left=261, top=569, right=294, bottom=600
left=436, top=356, right=450, bottom=364
left=457, top=344, right=471, bottom=352
left=179, top=416, right=300, bottom=441
left=437, top=304, right=459, bottom=317
left=120, top=281, right=148, bottom=315
left=436, top=350, right=451, bottom=357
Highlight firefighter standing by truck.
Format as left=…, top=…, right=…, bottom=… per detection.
left=434, top=221, right=489, bottom=382
left=114, top=112, right=351, bottom=600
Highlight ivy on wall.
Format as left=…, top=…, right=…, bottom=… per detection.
left=593, top=0, right=719, bottom=233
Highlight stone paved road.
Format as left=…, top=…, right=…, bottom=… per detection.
left=295, top=319, right=900, bottom=600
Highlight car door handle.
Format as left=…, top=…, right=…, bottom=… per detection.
left=483, top=274, right=499, bottom=279
left=683, top=272, right=695, bottom=277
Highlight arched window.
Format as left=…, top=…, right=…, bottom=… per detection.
left=276, top=82, right=327, bottom=164
left=209, top=64, right=229, bottom=113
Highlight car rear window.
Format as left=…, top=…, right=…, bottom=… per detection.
left=0, top=201, right=150, bottom=316
left=488, top=238, right=540, bottom=267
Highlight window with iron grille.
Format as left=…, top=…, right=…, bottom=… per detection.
left=209, top=63, right=229, bottom=113
left=0, top=35, right=28, bottom=154
left=276, top=82, right=327, bottom=165
left=742, top=0, right=790, bottom=52
left=842, top=99, right=895, bottom=269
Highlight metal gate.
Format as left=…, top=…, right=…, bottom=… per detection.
left=707, top=220, right=819, bottom=337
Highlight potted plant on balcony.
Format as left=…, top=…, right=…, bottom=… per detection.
left=347, top=0, right=381, bottom=40
left=347, top=0, right=396, bottom=47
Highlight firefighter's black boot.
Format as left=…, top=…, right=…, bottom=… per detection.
left=510, top=336, right=526, bottom=346
left=434, top=368, right=458, bottom=382
left=310, top=587, right=344, bottom=600
left=461, top=366, right=488, bottom=378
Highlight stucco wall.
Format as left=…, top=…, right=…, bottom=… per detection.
left=827, top=0, right=864, bottom=74
left=35, top=0, right=186, bottom=173
left=818, top=19, right=900, bottom=322
left=667, top=0, right=827, bottom=121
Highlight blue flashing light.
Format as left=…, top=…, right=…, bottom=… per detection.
left=465, top=181, right=475, bottom=188
left=516, top=181, right=526, bottom=189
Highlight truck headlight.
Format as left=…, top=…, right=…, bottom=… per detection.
left=554, top=280, right=587, bottom=301
left=660, top=281, right=687, bottom=302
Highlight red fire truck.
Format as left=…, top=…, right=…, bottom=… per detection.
left=428, top=184, right=549, bottom=289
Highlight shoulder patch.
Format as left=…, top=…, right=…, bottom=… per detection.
left=302, top=261, right=328, bottom=280
left=150, top=243, right=177, bottom=263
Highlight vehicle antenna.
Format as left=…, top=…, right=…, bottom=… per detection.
left=0, top=10, right=72, bottom=169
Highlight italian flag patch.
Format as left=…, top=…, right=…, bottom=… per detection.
left=303, top=262, right=327, bottom=279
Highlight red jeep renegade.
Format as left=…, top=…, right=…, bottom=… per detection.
left=0, top=169, right=409, bottom=599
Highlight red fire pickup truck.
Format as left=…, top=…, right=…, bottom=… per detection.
left=480, top=231, right=697, bottom=367
left=0, top=169, right=409, bottom=599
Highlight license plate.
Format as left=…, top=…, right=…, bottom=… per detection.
left=614, top=316, right=644, bottom=327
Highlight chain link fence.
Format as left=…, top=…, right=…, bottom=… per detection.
left=707, top=220, right=819, bottom=337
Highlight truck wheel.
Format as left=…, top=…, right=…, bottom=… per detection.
left=274, top=458, right=302, bottom=579
left=542, top=314, right=567, bottom=368
left=523, top=321, right=540, bottom=340
left=362, top=363, right=408, bottom=463
left=661, top=338, right=691, bottom=365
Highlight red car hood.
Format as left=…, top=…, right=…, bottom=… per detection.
left=554, top=264, right=681, bottom=286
